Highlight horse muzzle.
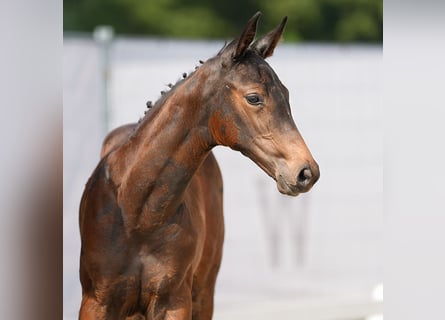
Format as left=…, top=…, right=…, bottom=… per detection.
left=276, top=161, right=320, bottom=196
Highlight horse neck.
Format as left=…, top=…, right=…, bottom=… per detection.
left=109, top=70, right=215, bottom=226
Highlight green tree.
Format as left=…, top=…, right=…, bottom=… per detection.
left=63, top=0, right=382, bottom=43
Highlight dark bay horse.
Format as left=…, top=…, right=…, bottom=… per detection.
left=79, top=12, right=319, bottom=320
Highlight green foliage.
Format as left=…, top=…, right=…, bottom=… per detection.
left=64, top=0, right=382, bottom=43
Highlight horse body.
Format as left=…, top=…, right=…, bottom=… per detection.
left=80, top=77, right=224, bottom=319
left=79, top=12, right=319, bottom=319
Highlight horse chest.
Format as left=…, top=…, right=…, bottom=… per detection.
left=134, top=201, right=206, bottom=292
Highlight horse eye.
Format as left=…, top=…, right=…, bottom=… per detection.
left=245, top=94, right=262, bottom=106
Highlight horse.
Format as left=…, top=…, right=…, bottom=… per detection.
left=78, top=12, right=320, bottom=320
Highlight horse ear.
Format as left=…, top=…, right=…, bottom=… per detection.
left=232, top=11, right=262, bottom=60
left=252, top=16, right=287, bottom=59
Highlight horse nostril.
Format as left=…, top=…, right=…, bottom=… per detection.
left=297, top=167, right=312, bottom=187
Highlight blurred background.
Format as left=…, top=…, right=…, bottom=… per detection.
left=64, top=1, right=382, bottom=319
left=64, top=0, right=382, bottom=42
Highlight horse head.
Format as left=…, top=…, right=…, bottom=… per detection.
left=206, top=12, right=319, bottom=196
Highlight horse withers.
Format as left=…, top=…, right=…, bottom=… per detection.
left=79, top=12, right=319, bottom=320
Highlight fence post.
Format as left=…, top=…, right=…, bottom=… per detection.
left=93, top=25, right=114, bottom=135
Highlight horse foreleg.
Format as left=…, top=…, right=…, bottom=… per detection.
left=191, top=268, right=220, bottom=320
left=144, top=285, right=193, bottom=320
left=192, top=288, right=215, bottom=320
left=79, top=295, right=108, bottom=320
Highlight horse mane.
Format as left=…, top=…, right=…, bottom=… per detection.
left=133, top=38, right=258, bottom=133
left=134, top=44, right=226, bottom=131
left=133, top=65, right=200, bottom=131
left=217, top=40, right=230, bottom=56
left=131, top=40, right=260, bottom=136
